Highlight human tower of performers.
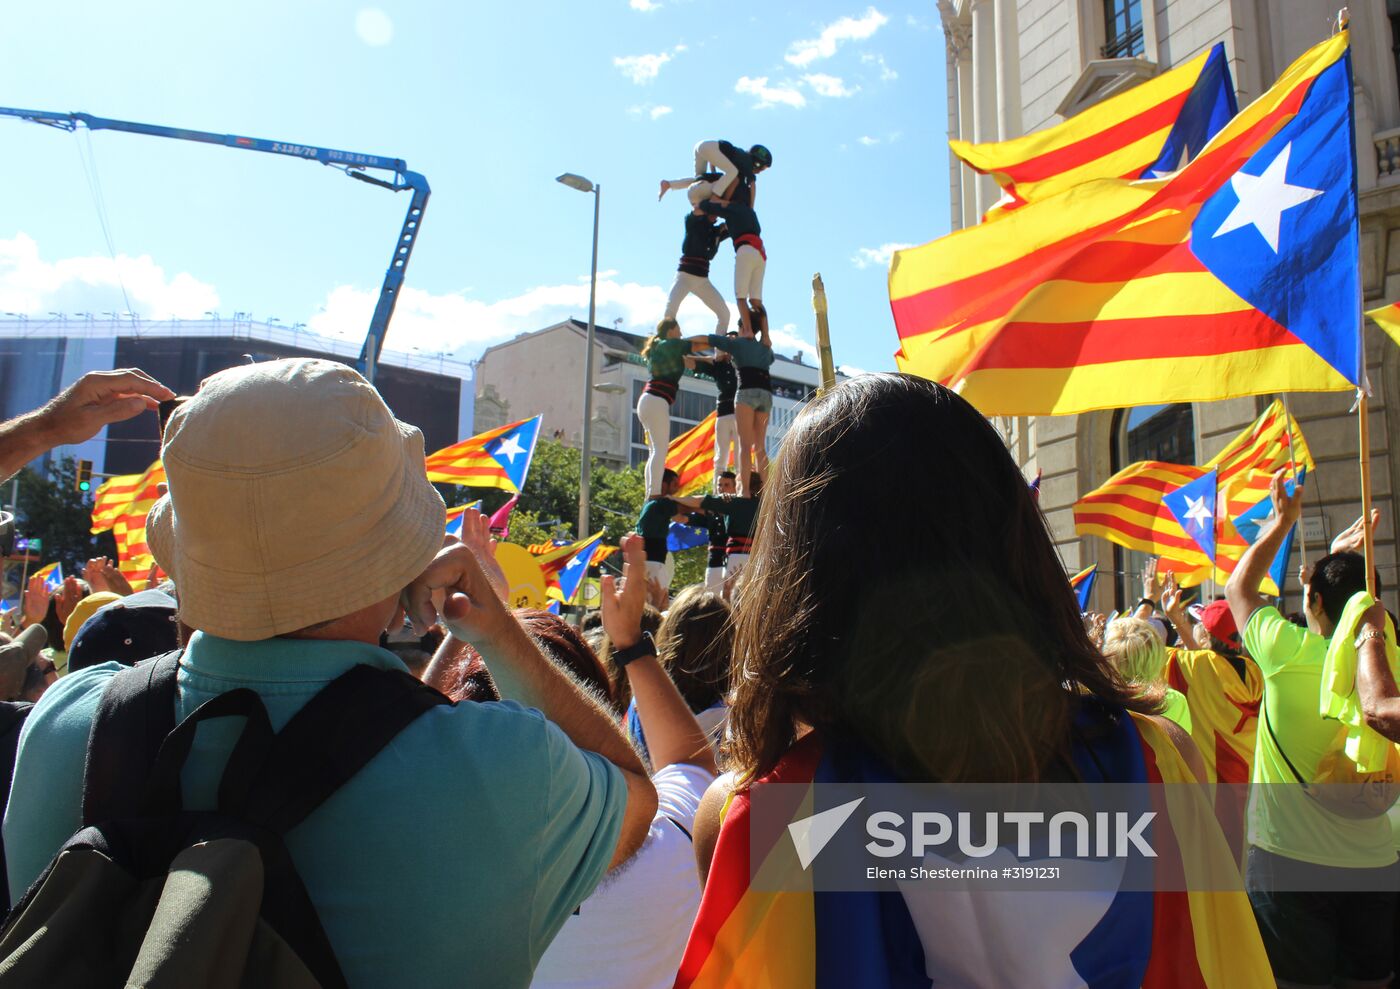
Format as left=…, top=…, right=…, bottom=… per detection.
left=636, top=137, right=773, bottom=591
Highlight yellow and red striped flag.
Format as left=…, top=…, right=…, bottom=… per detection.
left=1366, top=302, right=1400, bottom=348
left=425, top=416, right=542, bottom=492
left=1074, top=401, right=1313, bottom=589
left=90, top=462, right=165, bottom=534
left=954, top=44, right=1236, bottom=219
left=892, top=34, right=1360, bottom=416
left=666, top=411, right=717, bottom=496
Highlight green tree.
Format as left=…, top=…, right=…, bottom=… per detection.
left=13, top=458, right=114, bottom=573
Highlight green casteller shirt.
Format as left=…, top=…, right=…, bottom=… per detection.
left=700, top=494, right=759, bottom=540
left=4, top=633, right=627, bottom=988
left=707, top=334, right=774, bottom=370
left=646, top=338, right=692, bottom=385
left=637, top=497, right=681, bottom=539
left=1242, top=606, right=1395, bottom=868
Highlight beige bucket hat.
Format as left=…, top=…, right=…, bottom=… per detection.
left=147, top=358, right=446, bottom=641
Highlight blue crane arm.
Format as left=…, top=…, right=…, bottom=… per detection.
left=0, top=106, right=430, bottom=375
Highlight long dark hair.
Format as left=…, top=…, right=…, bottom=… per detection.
left=726, top=374, right=1152, bottom=785
left=657, top=585, right=732, bottom=713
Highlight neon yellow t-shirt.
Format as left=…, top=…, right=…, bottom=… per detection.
left=1160, top=687, right=1193, bottom=736
left=1242, top=606, right=1395, bottom=868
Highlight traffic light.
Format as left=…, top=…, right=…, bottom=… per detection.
left=75, top=460, right=93, bottom=493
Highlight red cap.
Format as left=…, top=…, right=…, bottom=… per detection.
left=1201, top=600, right=1239, bottom=643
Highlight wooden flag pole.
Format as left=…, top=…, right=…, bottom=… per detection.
left=1360, top=390, right=1377, bottom=596
left=812, top=274, right=837, bottom=396
left=1280, top=393, right=1309, bottom=564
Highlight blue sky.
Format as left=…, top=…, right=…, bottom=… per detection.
left=0, top=1, right=951, bottom=374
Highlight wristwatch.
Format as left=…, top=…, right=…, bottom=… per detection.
left=1137, top=598, right=1156, bottom=611
left=612, top=631, right=658, bottom=668
left=1355, top=627, right=1386, bottom=650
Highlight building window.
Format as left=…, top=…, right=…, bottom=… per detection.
left=1102, top=0, right=1144, bottom=58
left=1111, top=403, right=1196, bottom=606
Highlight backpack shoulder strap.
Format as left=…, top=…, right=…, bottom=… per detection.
left=81, top=651, right=182, bottom=826
left=240, top=665, right=450, bottom=834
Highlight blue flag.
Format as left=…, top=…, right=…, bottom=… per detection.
left=1164, top=469, right=1219, bottom=563
left=667, top=522, right=710, bottom=553
left=1143, top=43, right=1238, bottom=179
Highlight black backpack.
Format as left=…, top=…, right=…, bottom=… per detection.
left=0, top=651, right=448, bottom=987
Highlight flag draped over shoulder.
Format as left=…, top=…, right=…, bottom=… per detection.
left=425, top=416, right=541, bottom=492
left=667, top=411, right=718, bottom=496
left=954, top=43, right=1237, bottom=218
left=1073, top=400, right=1313, bottom=589
left=674, top=713, right=1270, bottom=987
left=90, top=461, right=166, bottom=577
left=893, top=35, right=1360, bottom=416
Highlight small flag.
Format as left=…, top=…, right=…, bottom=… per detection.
left=546, top=600, right=561, bottom=615
left=527, top=539, right=572, bottom=556
left=425, top=415, right=543, bottom=492
left=444, top=501, right=484, bottom=539
left=1232, top=468, right=1305, bottom=595
left=34, top=562, right=63, bottom=592
left=667, top=522, right=710, bottom=552
left=1070, top=565, right=1098, bottom=611
left=538, top=532, right=605, bottom=604
left=666, top=412, right=718, bottom=496
left=489, top=495, right=519, bottom=537
left=1164, top=469, right=1220, bottom=563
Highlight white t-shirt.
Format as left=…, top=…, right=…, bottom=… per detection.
left=531, top=762, right=715, bottom=989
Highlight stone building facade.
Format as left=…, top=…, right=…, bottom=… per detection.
left=939, top=0, right=1400, bottom=609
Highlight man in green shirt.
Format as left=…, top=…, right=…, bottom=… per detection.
left=1226, top=470, right=1398, bottom=988
left=635, top=469, right=704, bottom=583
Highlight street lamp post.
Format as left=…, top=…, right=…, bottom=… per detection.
left=556, top=172, right=601, bottom=548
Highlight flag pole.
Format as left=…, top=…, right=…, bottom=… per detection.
left=1360, top=389, right=1377, bottom=596
left=812, top=274, right=837, bottom=396
left=1280, top=393, right=1309, bottom=564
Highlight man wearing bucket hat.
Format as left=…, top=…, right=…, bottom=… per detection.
left=5, top=358, right=657, bottom=987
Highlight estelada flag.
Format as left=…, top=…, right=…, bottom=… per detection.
left=1073, top=400, right=1313, bottom=591
left=892, top=34, right=1360, bottom=415
left=666, top=411, right=718, bottom=496
left=954, top=43, right=1236, bottom=219
left=536, top=532, right=605, bottom=604
left=674, top=714, right=1270, bottom=987
left=1069, top=564, right=1097, bottom=611
left=444, top=501, right=483, bottom=538
left=425, top=416, right=542, bottom=493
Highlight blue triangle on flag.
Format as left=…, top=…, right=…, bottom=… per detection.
left=1164, top=469, right=1219, bottom=562
left=558, top=535, right=601, bottom=605
left=1232, top=468, right=1305, bottom=593
left=485, top=417, right=541, bottom=490
left=43, top=563, right=64, bottom=593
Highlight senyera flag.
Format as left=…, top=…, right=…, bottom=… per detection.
left=1074, top=401, right=1313, bottom=591
left=425, top=415, right=542, bottom=493
left=667, top=411, right=718, bottom=497
left=955, top=42, right=1236, bottom=219
left=893, top=34, right=1360, bottom=416
left=89, top=460, right=167, bottom=580
left=1366, top=302, right=1400, bottom=347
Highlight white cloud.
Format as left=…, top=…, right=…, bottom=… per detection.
left=838, top=364, right=873, bottom=377
left=354, top=8, right=394, bottom=46
left=851, top=242, right=914, bottom=269
left=769, top=322, right=821, bottom=364
left=803, top=73, right=858, bottom=98
left=861, top=52, right=897, bottom=81
left=627, top=103, right=672, bottom=120
left=735, top=76, right=807, bottom=109
left=650, top=104, right=673, bottom=119
left=614, top=51, right=671, bottom=84
left=858, top=135, right=880, bottom=146
left=0, top=233, right=220, bottom=318
left=786, top=7, right=888, bottom=67
left=308, top=275, right=731, bottom=357
left=630, top=0, right=660, bottom=10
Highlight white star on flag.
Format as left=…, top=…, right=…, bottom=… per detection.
left=565, top=556, right=583, bottom=569
left=1211, top=142, right=1322, bottom=253
left=1184, top=494, right=1213, bottom=532
left=494, top=432, right=526, bottom=463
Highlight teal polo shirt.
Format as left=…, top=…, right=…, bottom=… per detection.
left=4, top=631, right=627, bottom=988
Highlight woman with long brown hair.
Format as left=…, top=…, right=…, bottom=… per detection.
left=675, top=374, right=1269, bottom=988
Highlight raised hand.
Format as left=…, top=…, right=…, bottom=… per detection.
left=54, top=576, right=83, bottom=625
left=1331, top=509, right=1381, bottom=556
left=21, top=576, right=48, bottom=627
left=83, top=557, right=110, bottom=593
left=600, top=535, right=648, bottom=650
left=456, top=508, right=508, bottom=602
left=36, top=369, right=174, bottom=447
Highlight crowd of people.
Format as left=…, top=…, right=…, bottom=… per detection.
left=0, top=360, right=1397, bottom=987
